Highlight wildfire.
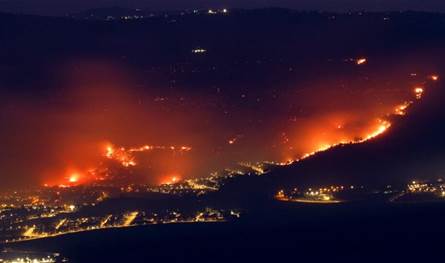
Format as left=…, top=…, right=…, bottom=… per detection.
left=68, top=174, right=79, bottom=183
left=161, top=175, right=182, bottom=185
left=45, top=72, right=436, bottom=189
left=105, top=146, right=114, bottom=158
left=280, top=117, right=393, bottom=167
left=104, top=143, right=191, bottom=168
left=127, top=145, right=192, bottom=152
left=394, top=101, right=412, bottom=116
left=44, top=171, right=84, bottom=187
left=361, top=119, right=391, bottom=141
left=281, top=74, right=438, bottom=167
left=104, top=145, right=136, bottom=167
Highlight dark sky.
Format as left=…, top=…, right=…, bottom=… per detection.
left=1, top=0, right=445, bottom=16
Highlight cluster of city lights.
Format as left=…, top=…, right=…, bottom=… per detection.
left=275, top=186, right=345, bottom=204
left=1, top=207, right=238, bottom=244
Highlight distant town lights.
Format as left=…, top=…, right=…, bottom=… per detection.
left=192, top=48, right=207, bottom=54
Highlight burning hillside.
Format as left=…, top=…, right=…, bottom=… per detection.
left=37, top=66, right=438, bottom=189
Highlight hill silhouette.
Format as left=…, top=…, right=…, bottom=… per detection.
left=265, top=77, right=445, bottom=190
left=211, top=77, right=445, bottom=204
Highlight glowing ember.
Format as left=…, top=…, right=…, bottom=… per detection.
left=414, top=87, right=424, bottom=99
left=430, top=75, right=439, bottom=81
left=68, top=174, right=79, bottom=183
left=105, top=146, right=114, bottom=158
left=228, top=135, right=243, bottom=145
left=356, top=58, right=367, bottom=65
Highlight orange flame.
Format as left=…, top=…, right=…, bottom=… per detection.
left=356, top=58, right=367, bottom=65
left=414, top=87, right=424, bottom=99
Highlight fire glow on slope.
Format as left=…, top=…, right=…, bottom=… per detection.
left=104, top=144, right=192, bottom=167
left=267, top=75, right=437, bottom=168
left=268, top=118, right=392, bottom=167
left=39, top=64, right=438, bottom=188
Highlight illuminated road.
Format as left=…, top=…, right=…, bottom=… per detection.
left=4, top=220, right=227, bottom=245
left=389, top=191, right=406, bottom=202
left=276, top=196, right=343, bottom=204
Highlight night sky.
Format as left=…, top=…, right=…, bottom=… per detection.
left=1, top=0, right=445, bottom=15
